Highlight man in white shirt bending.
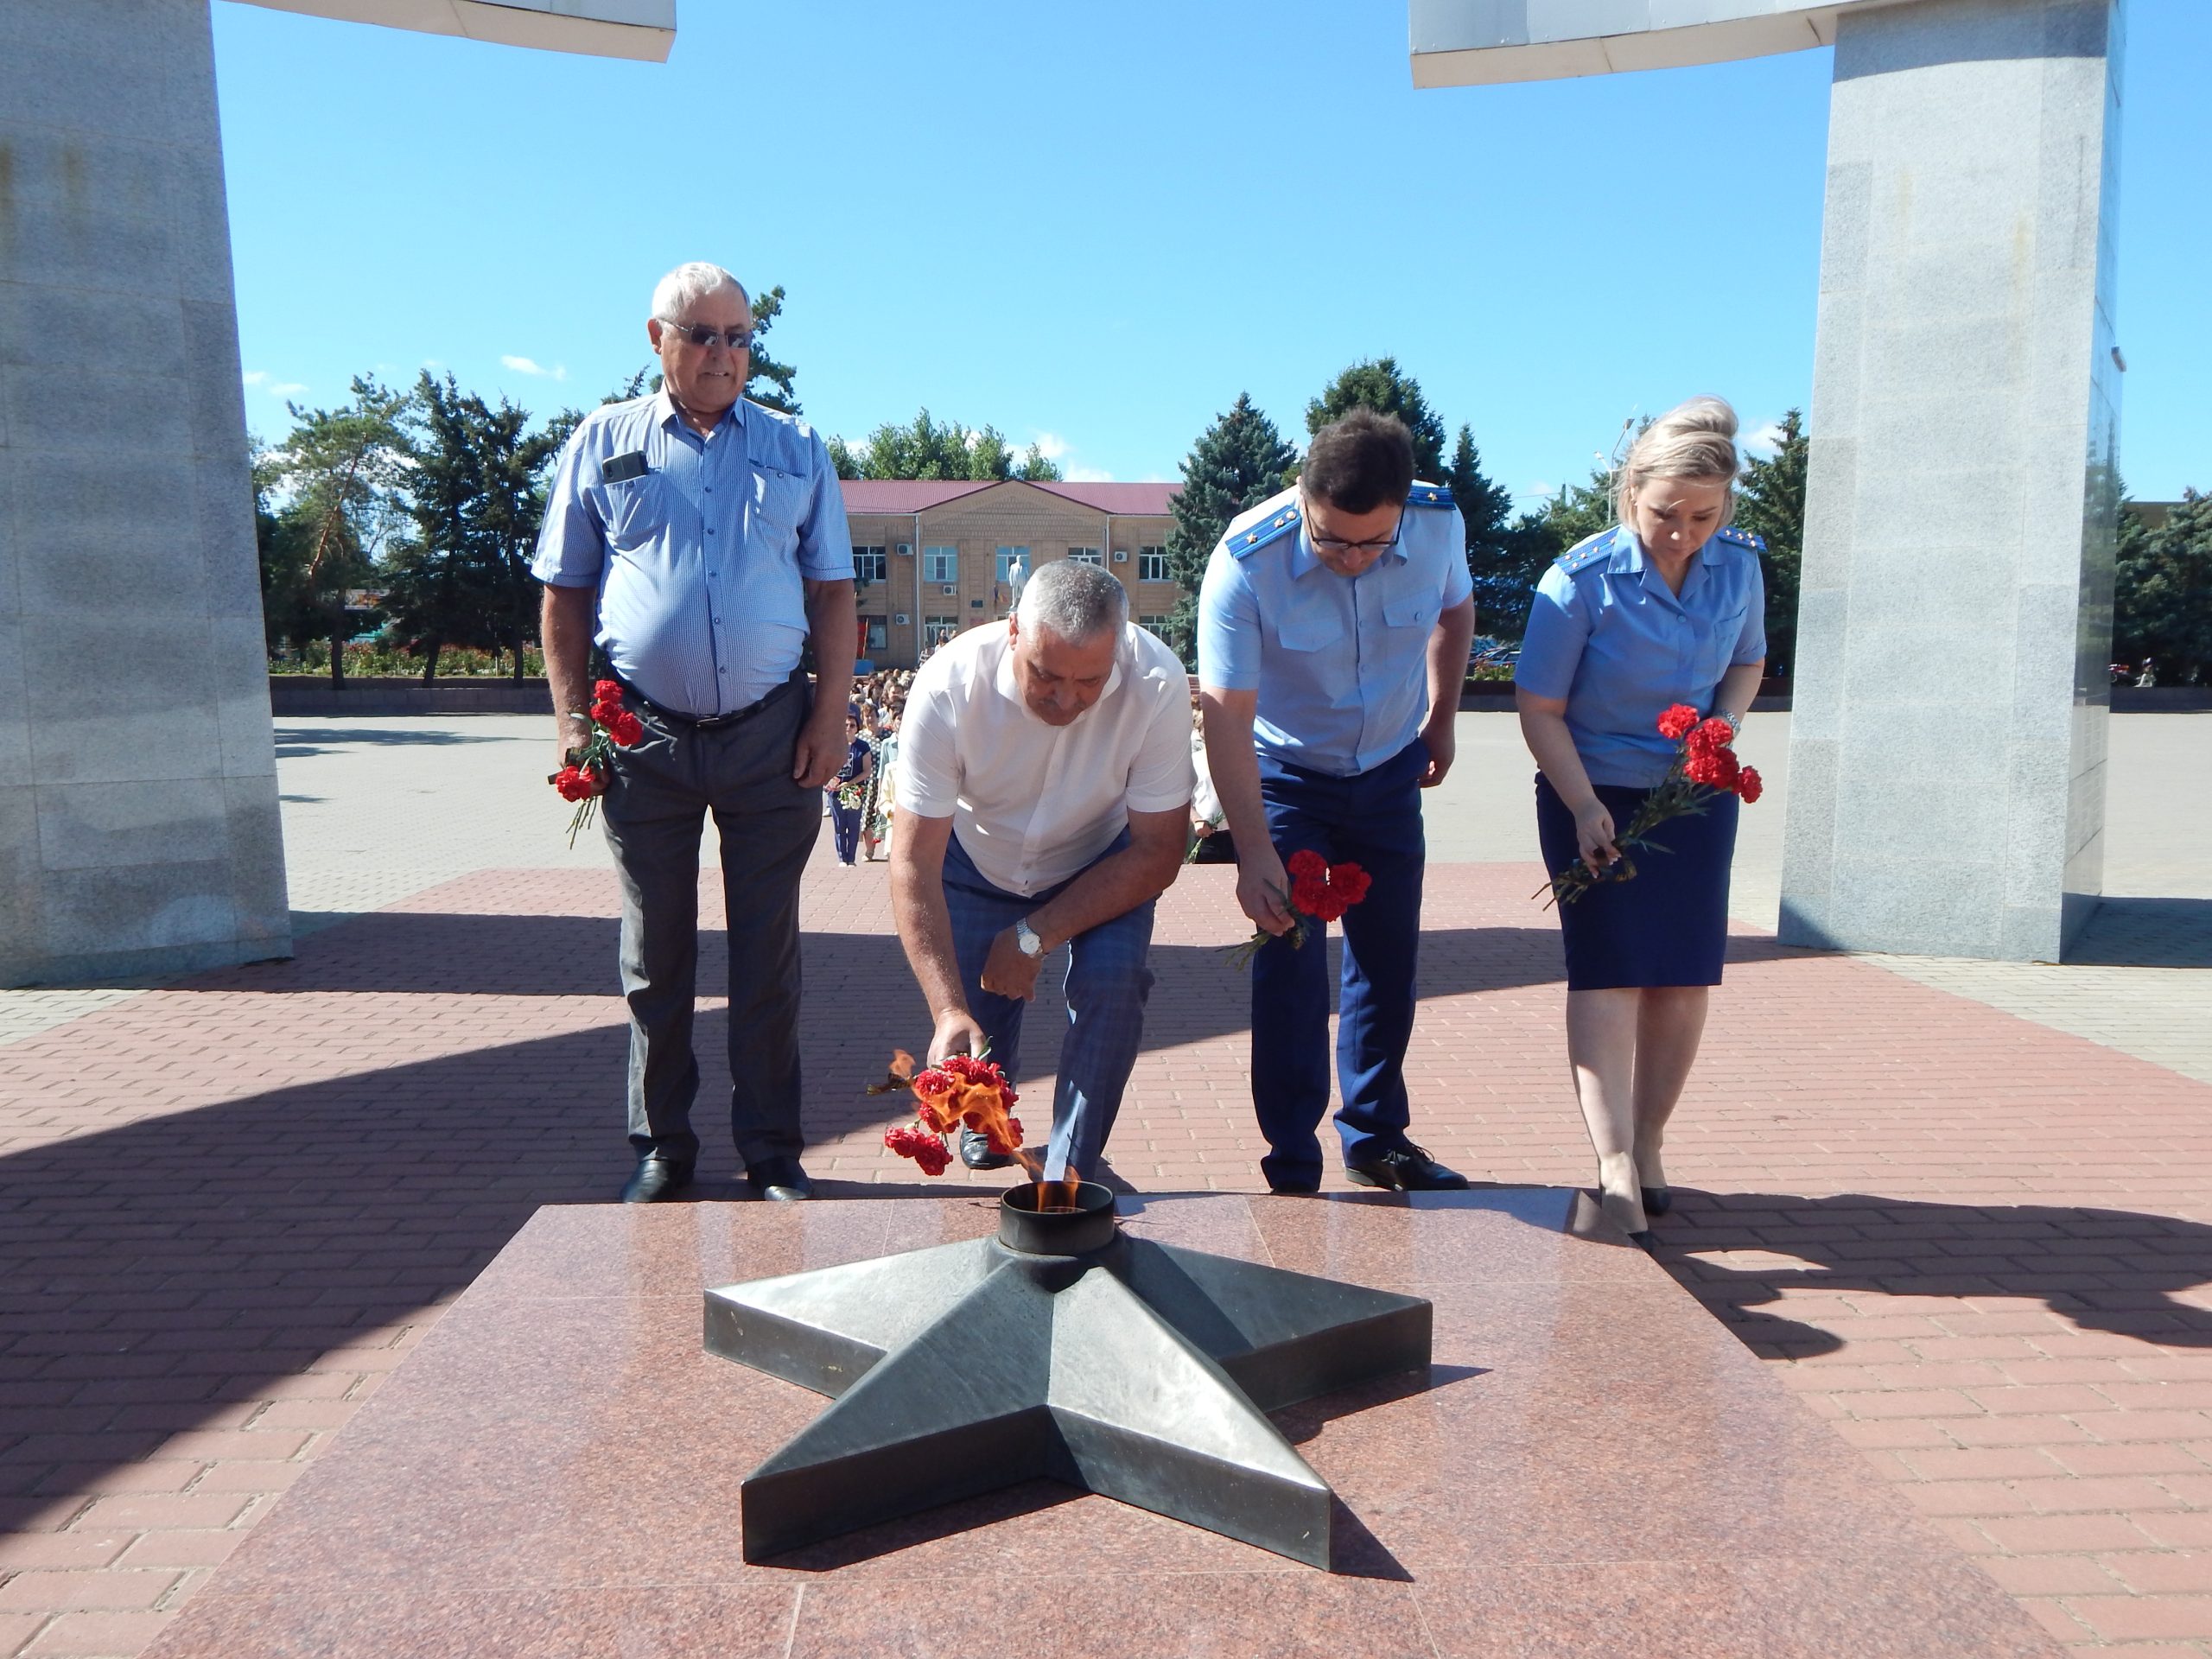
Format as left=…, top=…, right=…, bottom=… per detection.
left=892, top=560, right=1194, bottom=1178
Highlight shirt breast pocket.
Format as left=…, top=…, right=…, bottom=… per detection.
left=752, top=465, right=808, bottom=546
left=1382, top=592, right=1438, bottom=636
left=1699, top=607, right=1748, bottom=683
left=601, top=474, right=668, bottom=552
left=1274, top=611, right=1336, bottom=654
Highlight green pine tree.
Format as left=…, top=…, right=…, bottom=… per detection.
left=1733, top=408, right=1808, bottom=677
left=1443, top=424, right=1531, bottom=630
left=1160, top=393, right=1299, bottom=667
left=2115, top=487, right=2212, bottom=683
left=1305, top=357, right=1448, bottom=480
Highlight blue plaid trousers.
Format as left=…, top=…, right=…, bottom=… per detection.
left=943, top=830, right=1154, bottom=1179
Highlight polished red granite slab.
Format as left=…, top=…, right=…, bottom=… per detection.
left=142, top=1191, right=2062, bottom=1659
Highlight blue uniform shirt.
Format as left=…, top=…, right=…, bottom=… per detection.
left=531, top=391, right=854, bottom=716
left=1198, top=483, right=1472, bottom=777
left=1514, top=524, right=1768, bottom=789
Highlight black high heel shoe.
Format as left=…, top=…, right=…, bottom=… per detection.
left=1640, top=1185, right=1672, bottom=1217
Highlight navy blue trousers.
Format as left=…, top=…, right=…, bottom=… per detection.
left=1249, top=739, right=1427, bottom=1188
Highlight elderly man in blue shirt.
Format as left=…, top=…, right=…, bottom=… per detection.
left=1198, top=410, right=1478, bottom=1194
left=533, top=261, right=856, bottom=1205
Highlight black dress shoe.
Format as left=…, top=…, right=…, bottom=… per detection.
left=1640, top=1185, right=1673, bottom=1217
left=957, top=1127, right=1013, bottom=1172
left=1267, top=1176, right=1319, bottom=1196
left=620, top=1154, right=695, bottom=1204
left=746, top=1156, right=815, bottom=1202
left=1344, top=1143, right=1470, bottom=1192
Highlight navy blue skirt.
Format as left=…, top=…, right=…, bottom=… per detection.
left=1535, top=773, right=1738, bottom=990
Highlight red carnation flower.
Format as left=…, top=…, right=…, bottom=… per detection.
left=1688, top=717, right=1735, bottom=755
left=1291, top=875, right=1328, bottom=915
left=1735, top=766, right=1764, bottom=804
left=593, top=678, right=623, bottom=703
left=1328, top=863, right=1371, bottom=906
left=1656, top=703, right=1700, bottom=741
left=1286, top=849, right=1326, bottom=880
left=606, top=710, right=645, bottom=747
left=553, top=765, right=599, bottom=803
left=1685, top=747, right=1740, bottom=791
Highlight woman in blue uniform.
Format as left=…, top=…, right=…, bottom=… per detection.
left=1513, top=397, right=1767, bottom=1243
left=826, top=708, right=873, bottom=867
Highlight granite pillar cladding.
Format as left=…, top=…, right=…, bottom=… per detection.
left=0, top=0, right=292, bottom=985
left=1779, top=0, right=2123, bottom=962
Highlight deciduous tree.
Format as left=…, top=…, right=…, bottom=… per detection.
left=1306, top=358, right=1447, bottom=480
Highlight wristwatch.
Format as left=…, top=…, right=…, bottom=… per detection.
left=1015, top=918, right=1045, bottom=959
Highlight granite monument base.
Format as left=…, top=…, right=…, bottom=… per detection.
left=142, top=1191, right=2063, bottom=1658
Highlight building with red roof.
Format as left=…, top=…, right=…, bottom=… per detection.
left=842, top=477, right=1183, bottom=667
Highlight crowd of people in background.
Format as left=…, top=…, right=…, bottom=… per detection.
left=827, top=670, right=914, bottom=864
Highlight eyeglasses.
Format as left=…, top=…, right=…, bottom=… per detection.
left=657, top=318, right=753, bottom=352
left=1306, top=518, right=1403, bottom=557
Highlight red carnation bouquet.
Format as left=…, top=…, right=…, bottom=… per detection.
left=871, top=1049, right=1024, bottom=1178
left=548, top=677, right=645, bottom=848
left=1544, top=703, right=1763, bottom=907
left=1224, top=849, right=1370, bottom=969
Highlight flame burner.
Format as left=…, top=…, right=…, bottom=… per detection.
left=705, top=1185, right=1432, bottom=1568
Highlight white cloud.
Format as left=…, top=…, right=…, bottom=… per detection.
left=500, top=354, right=567, bottom=381
left=1742, top=417, right=1787, bottom=459
left=1029, top=432, right=1071, bottom=461
left=243, top=369, right=308, bottom=397
left=1065, top=466, right=1115, bottom=483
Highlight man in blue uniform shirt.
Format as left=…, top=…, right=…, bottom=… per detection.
left=533, top=261, right=856, bottom=1205
left=1198, top=410, right=1478, bottom=1193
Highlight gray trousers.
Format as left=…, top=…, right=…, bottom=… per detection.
left=599, top=683, right=819, bottom=1169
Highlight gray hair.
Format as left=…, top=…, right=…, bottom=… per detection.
left=1019, top=558, right=1127, bottom=644
left=651, top=261, right=748, bottom=322
left=1615, top=396, right=1740, bottom=525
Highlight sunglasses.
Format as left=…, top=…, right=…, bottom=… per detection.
left=657, top=318, right=753, bottom=352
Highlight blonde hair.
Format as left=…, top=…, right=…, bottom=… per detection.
left=1614, top=396, right=1740, bottom=526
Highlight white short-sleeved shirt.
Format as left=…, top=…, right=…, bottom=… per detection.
left=896, top=621, right=1195, bottom=898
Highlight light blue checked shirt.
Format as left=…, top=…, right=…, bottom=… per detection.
left=1514, top=524, right=1768, bottom=789
left=1197, top=484, right=1472, bottom=777
left=531, top=391, right=854, bottom=716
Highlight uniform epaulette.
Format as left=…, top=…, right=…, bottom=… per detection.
left=1555, top=527, right=1623, bottom=576
left=1716, top=524, right=1766, bottom=552
left=1407, top=482, right=1455, bottom=509
left=1230, top=501, right=1301, bottom=558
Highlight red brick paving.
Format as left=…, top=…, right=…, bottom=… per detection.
left=2, top=853, right=2210, bottom=1655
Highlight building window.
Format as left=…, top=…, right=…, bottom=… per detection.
left=853, top=546, right=887, bottom=585
left=1067, top=547, right=1103, bottom=566
left=1137, top=614, right=1172, bottom=632
left=995, top=546, right=1029, bottom=583
left=1138, top=545, right=1169, bottom=582
left=923, top=545, right=958, bottom=584
left=864, top=618, right=888, bottom=652
left=923, top=615, right=959, bottom=649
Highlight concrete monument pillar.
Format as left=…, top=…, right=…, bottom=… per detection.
left=1408, top=0, right=2123, bottom=962
left=0, top=0, right=671, bottom=987
left=1780, top=0, right=2121, bottom=961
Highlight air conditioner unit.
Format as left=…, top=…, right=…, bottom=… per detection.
left=893, top=613, right=910, bottom=626
left=895, top=543, right=913, bottom=557
left=1112, top=549, right=1129, bottom=563
left=940, top=584, right=957, bottom=595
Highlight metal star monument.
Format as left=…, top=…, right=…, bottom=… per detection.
left=705, top=1185, right=1433, bottom=1567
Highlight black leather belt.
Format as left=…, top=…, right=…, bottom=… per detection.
left=617, top=671, right=804, bottom=731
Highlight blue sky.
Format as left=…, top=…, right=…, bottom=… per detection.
left=214, top=0, right=2209, bottom=506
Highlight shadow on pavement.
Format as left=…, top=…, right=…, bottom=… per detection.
left=1652, top=1191, right=2212, bottom=1358
left=274, top=727, right=516, bottom=758
left=2069, top=896, right=2212, bottom=969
